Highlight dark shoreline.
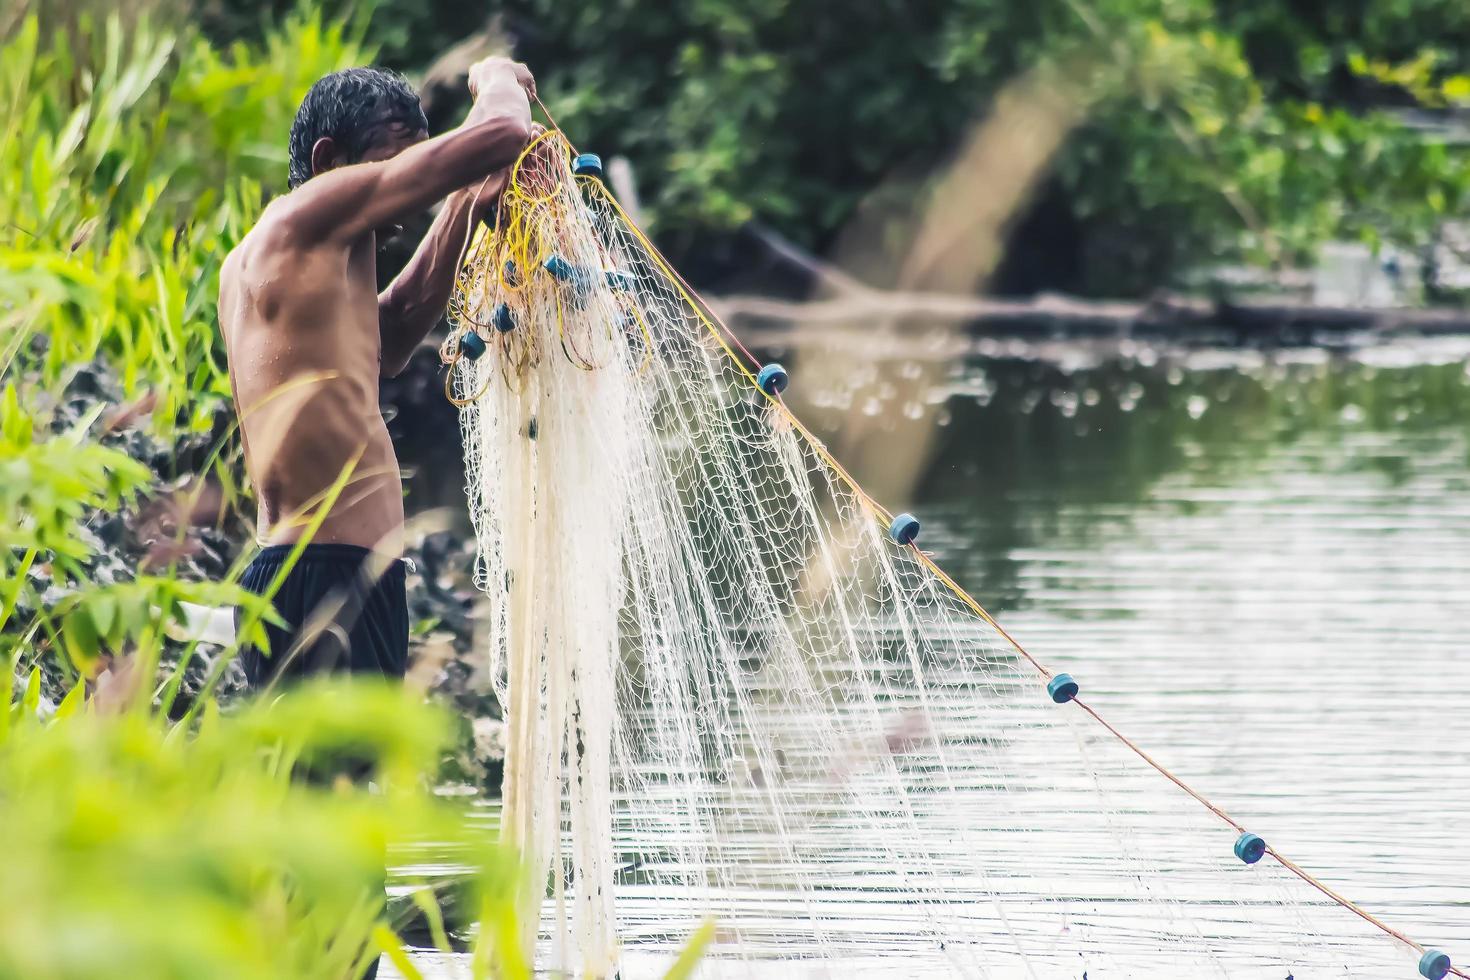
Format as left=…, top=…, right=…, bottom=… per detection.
left=711, top=292, right=1470, bottom=347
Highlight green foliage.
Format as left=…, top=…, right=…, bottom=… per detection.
left=0, top=679, right=522, bottom=980
left=304, top=0, right=1470, bottom=293
left=0, top=9, right=371, bottom=424
left=193, top=0, right=466, bottom=76
left=0, top=4, right=373, bottom=708
left=53, top=0, right=1459, bottom=295
left=0, top=384, right=280, bottom=720
left=1050, top=0, right=1470, bottom=287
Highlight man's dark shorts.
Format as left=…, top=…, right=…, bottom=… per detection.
left=235, top=543, right=408, bottom=980
left=236, top=543, right=409, bottom=687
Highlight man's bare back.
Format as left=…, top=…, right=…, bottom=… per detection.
left=220, top=58, right=536, bottom=553
left=221, top=208, right=404, bottom=549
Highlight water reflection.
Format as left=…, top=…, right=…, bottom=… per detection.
left=781, top=337, right=1470, bottom=616
left=839, top=337, right=1470, bottom=949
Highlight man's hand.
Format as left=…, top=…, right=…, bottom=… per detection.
left=468, top=57, right=535, bottom=103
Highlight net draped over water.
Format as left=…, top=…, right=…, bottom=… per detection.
left=444, top=133, right=1426, bottom=978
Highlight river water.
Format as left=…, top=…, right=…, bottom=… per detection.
left=391, top=333, right=1470, bottom=976
left=914, top=337, right=1470, bottom=944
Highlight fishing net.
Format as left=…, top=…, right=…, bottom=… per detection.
left=441, top=131, right=1448, bottom=978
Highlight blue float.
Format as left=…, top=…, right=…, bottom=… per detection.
left=1420, top=950, right=1451, bottom=980
left=1233, top=832, right=1266, bottom=865
left=459, top=330, right=487, bottom=361
left=543, top=254, right=596, bottom=309
left=492, top=303, right=515, bottom=333
left=544, top=254, right=596, bottom=293
left=502, top=259, right=520, bottom=287
left=756, top=362, right=789, bottom=396
left=573, top=153, right=604, bottom=178
left=888, top=512, right=920, bottom=545
left=1046, top=672, right=1079, bottom=703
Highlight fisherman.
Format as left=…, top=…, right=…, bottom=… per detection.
left=220, top=56, right=533, bottom=684
left=219, top=56, right=536, bottom=978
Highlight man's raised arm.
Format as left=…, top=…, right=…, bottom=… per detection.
left=275, top=58, right=535, bottom=248
left=377, top=118, right=552, bottom=378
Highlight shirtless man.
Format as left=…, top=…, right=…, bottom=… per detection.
left=219, top=57, right=534, bottom=695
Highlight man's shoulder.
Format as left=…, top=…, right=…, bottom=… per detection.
left=225, top=194, right=337, bottom=279
left=222, top=202, right=275, bottom=276
left=237, top=196, right=299, bottom=256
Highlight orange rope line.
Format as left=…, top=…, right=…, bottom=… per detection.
left=1075, top=697, right=1467, bottom=971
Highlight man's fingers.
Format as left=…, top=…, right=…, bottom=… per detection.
left=466, top=56, right=535, bottom=101
left=511, top=62, right=537, bottom=100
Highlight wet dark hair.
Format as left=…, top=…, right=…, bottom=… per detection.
left=287, top=67, right=428, bottom=189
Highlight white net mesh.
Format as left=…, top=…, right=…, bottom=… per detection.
left=444, top=132, right=1425, bottom=978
